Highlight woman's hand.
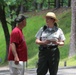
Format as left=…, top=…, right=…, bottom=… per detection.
left=35, top=39, right=51, bottom=45
left=36, top=38, right=64, bottom=46
left=52, top=41, right=64, bottom=46
left=44, top=40, right=51, bottom=44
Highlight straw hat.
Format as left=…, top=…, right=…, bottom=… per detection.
left=46, top=12, right=58, bottom=22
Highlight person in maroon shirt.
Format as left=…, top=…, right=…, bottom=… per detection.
left=8, top=14, right=28, bottom=75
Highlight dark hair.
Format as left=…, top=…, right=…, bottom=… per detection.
left=43, top=25, right=47, bottom=31
left=15, top=14, right=28, bottom=24
left=54, top=22, right=58, bottom=27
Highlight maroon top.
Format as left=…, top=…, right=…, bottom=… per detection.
left=8, top=27, right=27, bottom=61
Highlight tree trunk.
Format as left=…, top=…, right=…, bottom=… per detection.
left=61, top=0, right=63, bottom=7
left=69, top=0, right=76, bottom=57
left=0, top=6, right=10, bottom=61
left=55, top=0, right=60, bottom=8
left=54, top=0, right=56, bottom=7
left=48, top=0, right=50, bottom=9
left=24, top=0, right=28, bottom=12
left=68, top=0, right=71, bottom=7
left=39, top=0, right=45, bottom=10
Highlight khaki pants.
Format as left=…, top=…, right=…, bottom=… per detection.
left=9, top=61, right=25, bottom=75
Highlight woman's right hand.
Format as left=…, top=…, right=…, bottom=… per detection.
left=36, top=39, right=51, bottom=45
left=44, top=40, right=51, bottom=44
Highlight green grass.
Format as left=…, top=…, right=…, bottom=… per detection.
left=0, top=25, right=6, bottom=64
left=59, top=56, right=76, bottom=67
left=0, top=23, right=11, bottom=65
left=0, top=8, right=76, bottom=68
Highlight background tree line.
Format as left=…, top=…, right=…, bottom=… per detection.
left=0, top=0, right=71, bottom=61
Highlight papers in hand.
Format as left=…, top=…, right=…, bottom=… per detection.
left=47, top=37, right=58, bottom=41
left=11, top=61, right=23, bottom=68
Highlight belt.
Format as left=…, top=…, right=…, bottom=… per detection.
left=39, top=45, right=58, bottom=51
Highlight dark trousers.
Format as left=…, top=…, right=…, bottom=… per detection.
left=37, top=46, right=60, bottom=75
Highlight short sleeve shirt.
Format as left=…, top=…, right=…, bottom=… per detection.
left=35, top=26, right=65, bottom=45
left=8, top=27, right=27, bottom=61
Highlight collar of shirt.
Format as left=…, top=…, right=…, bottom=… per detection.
left=45, top=26, right=58, bottom=32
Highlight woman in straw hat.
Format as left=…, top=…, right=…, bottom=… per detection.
left=35, top=12, right=65, bottom=75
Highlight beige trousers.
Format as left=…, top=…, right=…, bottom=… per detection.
left=9, top=61, right=25, bottom=75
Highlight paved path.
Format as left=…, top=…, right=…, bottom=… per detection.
left=0, top=66, right=76, bottom=75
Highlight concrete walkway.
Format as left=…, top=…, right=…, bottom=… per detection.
left=0, top=66, right=76, bottom=75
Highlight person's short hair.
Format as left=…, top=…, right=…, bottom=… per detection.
left=15, top=14, right=28, bottom=23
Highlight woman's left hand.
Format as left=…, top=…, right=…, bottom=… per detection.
left=52, top=41, right=64, bottom=46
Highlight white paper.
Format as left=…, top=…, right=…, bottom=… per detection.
left=11, top=61, right=23, bottom=68
left=47, top=37, right=58, bottom=41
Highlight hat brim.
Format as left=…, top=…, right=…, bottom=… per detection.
left=45, top=16, right=58, bottom=22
